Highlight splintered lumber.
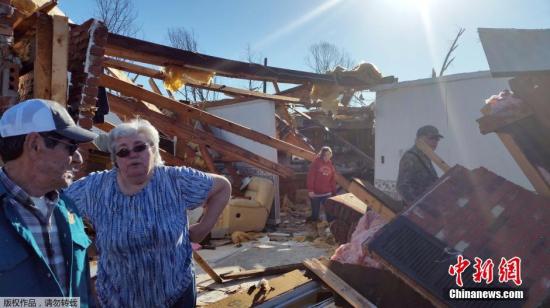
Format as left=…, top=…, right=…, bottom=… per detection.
left=37, top=0, right=58, bottom=14
left=103, top=57, right=164, bottom=79
left=198, top=144, right=216, bottom=173
left=107, top=93, right=293, bottom=177
left=209, top=269, right=311, bottom=307
left=33, top=13, right=52, bottom=99
left=190, top=82, right=302, bottom=104
left=303, top=258, right=376, bottom=308
left=148, top=78, right=163, bottom=95
left=102, top=58, right=303, bottom=104
left=193, top=251, right=223, bottom=284
left=99, top=74, right=316, bottom=161
left=346, top=177, right=403, bottom=220
left=477, top=103, right=533, bottom=134
left=50, top=15, right=68, bottom=105
left=480, top=107, right=550, bottom=197
left=220, top=263, right=305, bottom=280
left=105, top=33, right=378, bottom=88
left=415, top=139, right=451, bottom=173
left=105, top=67, right=164, bottom=115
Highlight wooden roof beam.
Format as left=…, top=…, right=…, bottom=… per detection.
left=107, top=93, right=293, bottom=178
left=102, top=58, right=305, bottom=104
left=99, top=74, right=317, bottom=161
left=105, top=32, right=385, bottom=88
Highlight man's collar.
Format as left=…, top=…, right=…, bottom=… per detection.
left=0, top=167, right=59, bottom=206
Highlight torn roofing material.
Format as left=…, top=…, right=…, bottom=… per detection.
left=370, top=165, right=549, bottom=307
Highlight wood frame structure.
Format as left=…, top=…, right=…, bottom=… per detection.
left=2, top=0, right=402, bottom=222
left=477, top=74, right=550, bottom=197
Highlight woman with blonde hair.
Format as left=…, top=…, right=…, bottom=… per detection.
left=306, top=146, right=336, bottom=222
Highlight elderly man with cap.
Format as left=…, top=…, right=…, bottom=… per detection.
left=0, top=99, right=96, bottom=306
left=396, top=125, right=443, bottom=205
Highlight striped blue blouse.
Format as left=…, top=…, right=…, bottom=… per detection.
left=64, top=166, right=212, bottom=307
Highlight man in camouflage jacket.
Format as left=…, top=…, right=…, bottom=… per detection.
left=397, top=125, right=443, bottom=205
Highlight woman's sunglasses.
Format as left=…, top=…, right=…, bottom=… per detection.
left=115, top=143, right=149, bottom=158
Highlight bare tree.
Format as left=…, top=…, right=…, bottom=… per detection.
left=167, top=27, right=198, bottom=52
left=166, top=27, right=217, bottom=103
left=243, top=44, right=262, bottom=92
left=305, top=41, right=353, bottom=74
left=304, top=41, right=369, bottom=107
left=438, top=28, right=466, bottom=77
left=94, top=0, right=140, bottom=36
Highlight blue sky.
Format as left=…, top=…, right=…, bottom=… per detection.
left=59, top=0, right=550, bottom=82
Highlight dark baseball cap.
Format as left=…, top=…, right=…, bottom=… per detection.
left=0, top=99, right=97, bottom=143
left=416, top=125, right=443, bottom=139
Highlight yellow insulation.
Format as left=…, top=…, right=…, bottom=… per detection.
left=162, top=66, right=215, bottom=92
left=310, top=62, right=382, bottom=114
left=12, top=0, right=38, bottom=15
left=310, top=84, right=342, bottom=115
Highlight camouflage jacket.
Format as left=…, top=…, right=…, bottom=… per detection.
left=396, top=145, right=439, bottom=205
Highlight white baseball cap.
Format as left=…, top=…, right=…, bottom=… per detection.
left=0, top=99, right=97, bottom=142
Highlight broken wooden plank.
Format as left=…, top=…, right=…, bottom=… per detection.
left=303, top=258, right=376, bottom=308
left=190, top=82, right=302, bottom=104
left=272, top=81, right=281, bottom=93
left=103, top=57, right=164, bottom=79
left=105, top=33, right=383, bottom=88
left=480, top=107, right=550, bottom=197
left=220, top=263, right=305, bottom=280
left=99, top=74, right=317, bottom=161
left=166, top=89, right=174, bottom=99
left=193, top=251, right=223, bottom=284
left=107, top=93, right=294, bottom=177
left=494, top=133, right=550, bottom=197
left=347, top=178, right=399, bottom=221
left=37, top=0, right=57, bottom=14
left=102, top=58, right=304, bottom=104
left=209, top=269, right=311, bottom=308
left=415, top=138, right=451, bottom=173
left=105, top=67, right=164, bottom=115
left=148, top=77, right=163, bottom=95
left=477, top=103, right=533, bottom=135
left=199, top=144, right=217, bottom=173
left=33, top=13, right=52, bottom=99
left=327, top=193, right=367, bottom=215
left=50, top=14, right=68, bottom=105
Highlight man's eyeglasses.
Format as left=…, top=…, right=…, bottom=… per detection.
left=115, top=143, right=149, bottom=158
left=42, top=135, right=79, bottom=155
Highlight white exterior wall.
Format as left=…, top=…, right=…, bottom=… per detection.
left=207, top=99, right=281, bottom=224
left=374, top=71, right=531, bottom=197
left=207, top=99, right=278, bottom=162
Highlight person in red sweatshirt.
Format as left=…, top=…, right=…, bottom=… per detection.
left=306, top=146, right=337, bottom=222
